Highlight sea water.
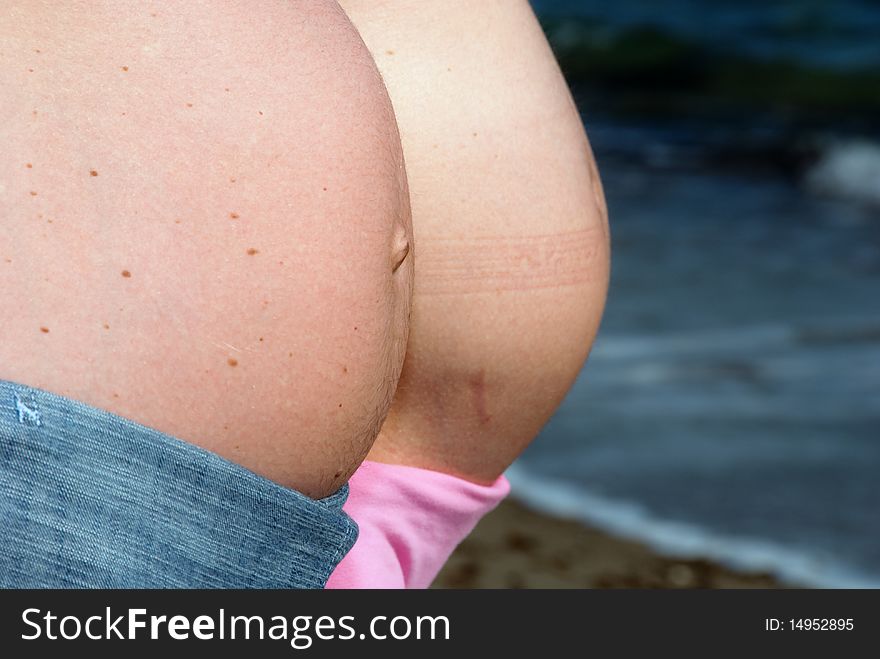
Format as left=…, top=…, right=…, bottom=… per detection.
left=515, top=0, right=880, bottom=587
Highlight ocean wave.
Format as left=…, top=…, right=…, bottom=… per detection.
left=595, top=316, right=880, bottom=362
left=805, top=139, right=880, bottom=207
left=505, top=463, right=880, bottom=588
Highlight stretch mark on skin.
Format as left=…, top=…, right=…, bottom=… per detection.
left=14, top=394, right=42, bottom=426
left=417, top=227, right=605, bottom=295
left=469, top=369, right=492, bottom=426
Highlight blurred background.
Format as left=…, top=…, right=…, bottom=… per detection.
left=437, top=0, right=880, bottom=588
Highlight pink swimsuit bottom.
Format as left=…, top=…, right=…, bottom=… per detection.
left=326, top=460, right=510, bottom=589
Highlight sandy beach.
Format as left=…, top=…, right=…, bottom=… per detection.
left=434, top=499, right=788, bottom=589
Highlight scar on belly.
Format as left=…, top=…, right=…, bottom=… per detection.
left=121, top=270, right=131, bottom=278
left=90, top=170, right=98, bottom=177
left=39, top=326, right=49, bottom=333
left=417, top=227, right=605, bottom=295
left=468, top=369, right=492, bottom=425
left=227, top=358, right=238, bottom=367
left=246, top=248, right=259, bottom=255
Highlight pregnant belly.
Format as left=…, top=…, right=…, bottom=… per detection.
left=0, top=0, right=412, bottom=499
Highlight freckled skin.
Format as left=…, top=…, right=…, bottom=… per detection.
left=0, top=0, right=413, bottom=499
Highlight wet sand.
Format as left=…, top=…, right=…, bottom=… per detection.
left=434, top=499, right=789, bottom=589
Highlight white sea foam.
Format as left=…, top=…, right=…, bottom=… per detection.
left=505, top=463, right=880, bottom=589
left=806, top=139, right=880, bottom=207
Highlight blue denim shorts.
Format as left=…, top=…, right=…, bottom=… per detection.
left=0, top=379, right=357, bottom=588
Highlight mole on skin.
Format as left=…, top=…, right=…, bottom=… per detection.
left=39, top=327, right=49, bottom=333
left=121, top=270, right=131, bottom=278
left=227, top=358, right=238, bottom=367
left=90, top=170, right=98, bottom=176
left=246, top=248, right=258, bottom=255
left=229, top=212, right=239, bottom=219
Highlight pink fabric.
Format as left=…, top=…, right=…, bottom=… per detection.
left=325, top=460, right=510, bottom=589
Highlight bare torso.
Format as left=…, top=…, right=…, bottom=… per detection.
left=339, top=0, right=610, bottom=482
left=0, top=0, right=413, bottom=498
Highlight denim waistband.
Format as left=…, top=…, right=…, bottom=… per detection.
left=0, top=379, right=357, bottom=588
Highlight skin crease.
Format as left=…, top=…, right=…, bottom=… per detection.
left=338, top=0, right=611, bottom=483
left=0, top=0, right=413, bottom=499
